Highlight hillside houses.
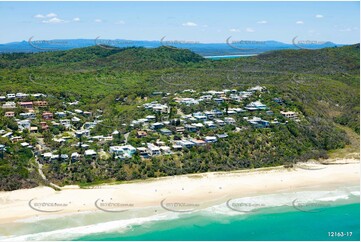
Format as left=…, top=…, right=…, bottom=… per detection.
left=0, top=86, right=302, bottom=165
left=245, top=101, right=268, bottom=111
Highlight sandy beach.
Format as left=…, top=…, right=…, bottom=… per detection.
left=0, top=159, right=359, bottom=224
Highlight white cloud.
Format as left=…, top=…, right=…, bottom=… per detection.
left=34, top=14, right=45, bottom=18
left=42, top=17, right=66, bottom=24
left=245, top=27, right=255, bottom=32
left=315, top=14, right=324, bottom=18
left=339, top=28, right=352, bottom=32
left=229, top=28, right=240, bottom=32
left=46, top=13, right=57, bottom=18
left=296, top=21, right=304, bottom=24
left=94, top=19, right=103, bottom=23
left=182, top=22, right=197, bottom=27
left=73, top=17, right=80, bottom=22
left=257, top=20, right=268, bottom=24
left=115, top=20, right=125, bottom=25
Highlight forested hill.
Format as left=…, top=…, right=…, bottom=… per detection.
left=256, top=44, right=360, bottom=76
left=0, top=43, right=359, bottom=190
left=0, top=46, right=205, bottom=69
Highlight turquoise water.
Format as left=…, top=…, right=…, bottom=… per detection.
left=77, top=202, right=360, bottom=241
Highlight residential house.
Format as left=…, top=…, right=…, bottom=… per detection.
left=215, top=119, right=225, bottom=126
left=204, top=136, right=217, bottom=143
left=204, top=121, right=216, bottom=129
left=4, top=112, right=15, bottom=118
left=146, top=115, right=156, bottom=121
left=60, top=119, right=71, bottom=129
left=33, top=101, right=48, bottom=107
left=42, top=112, right=53, bottom=120
left=248, top=117, right=270, bottom=128
left=160, top=146, right=172, bottom=155
left=193, top=112, right=207, bottom=121
left=2, top=102, right=16, bottom=109
left=273, top=98, right=283, bottom=104
left=84, top=149, right=97, bottom=158
left=75, top=130, right=90, bottom=138
left=6, top=94, right=15, bottom=99
left=110, top=145, right=136, bottom=158
left=19, top=112, right=36, bottom=119
left=224, top=117, right=236, bottom=125
left=160, top=128, right=172, bottom=136
left=18, top=120, right=31, bottom=130
left=137, top=147, right=149, bottom=158
left=71, top=116, right=81, bottom=123
left=190, top=139, right=206, bottom=146
left=216, top=133, right=229, bottom=139
left=213, top=97, right=225, bottom=104
left=71, top=152, right=80, bottom=162
left=16, top=93, right=28, bottom=99
left=147, top=143, right=161, bottom=156
left=175, top=126, right=185, bottom=133
left=185, top=124, right=198, bottom=132
left=55, top=112, right=66, bottom=118
left=10, top=136, right=23, bottom=143
left=30, top=127, right=38, bottom=133
left=280, top=111, right=297, bottom=119
left=40, top=122, right=49, bottom=130
left=84, top=122, right=96, bottom=129
left=248, top=86, right=265, bottom=92
left=245, top=101, right=268, bottom=111
left=175, top=140, right=195, bottom=149
left=151, top=122, right=164, bottom=130
left=137, top=130, right=148, bottom=138
left=19, top=102, right=33, bottom=109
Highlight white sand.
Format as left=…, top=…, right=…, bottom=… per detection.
left=0, top=159, right=359, bottom=224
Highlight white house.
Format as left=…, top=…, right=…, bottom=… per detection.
left=204, top=136, right=218, bottom=143
left=110, top=145, right=136, bottom=158
left=224, top=117, right=236, bottom=125
left=2, top=102, right=16, bottom=109
left=147, top=143, right=161, bottom=156
left=280, top=111, right=297, bottom=119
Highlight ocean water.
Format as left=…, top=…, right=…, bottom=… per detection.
left=77, top=203, right=360, bottom=241
left=1, top=186, right=359, bottom=241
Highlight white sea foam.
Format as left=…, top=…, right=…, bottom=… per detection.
left=351, top=191, right=360, bottom=196
left=1, top=212, right=180, bottom=241
left=2, top=186, right=359, bottom=240
left=203, top=186, right=359, bottom=216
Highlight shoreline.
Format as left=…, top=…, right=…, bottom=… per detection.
left=0, top=159, right=359, bottom=225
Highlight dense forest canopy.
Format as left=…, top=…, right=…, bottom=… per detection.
left=0, top=44, right=359, bottom=190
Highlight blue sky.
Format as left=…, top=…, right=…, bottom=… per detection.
left=0, top=1, right=359, bottom=44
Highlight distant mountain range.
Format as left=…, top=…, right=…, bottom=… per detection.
left=0, top=38, right=343, bottom=56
